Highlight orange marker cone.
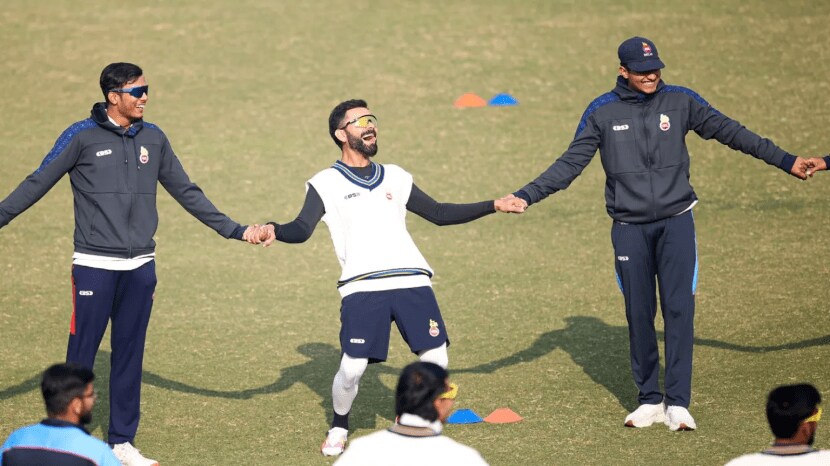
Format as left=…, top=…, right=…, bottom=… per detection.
left=453, top=93, right=487, bottom=108
left=484, top=408, right=523, bottom=423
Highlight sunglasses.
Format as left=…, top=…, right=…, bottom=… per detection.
left=110, top=85, right=149, bottom=98
left=438, top=382, right=458, bottom=400
left=803, top=407, right=822, bottom=424
left=339, top=114, right=377, bottom=130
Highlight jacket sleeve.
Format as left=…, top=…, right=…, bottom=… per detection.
left=0, top=127, right=83, bottom=228
left=688, top=95, right=796, bottom=173
left=157, top=138, right=243, bottom=239
left=514, top=115, right=602, bottom=206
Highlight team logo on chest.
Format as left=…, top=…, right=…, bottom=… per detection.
left=139, top=146, right=150, bottom=164
left=659, top=114, right=671, bottom=132
left=429, top=319, right=440, bottom=337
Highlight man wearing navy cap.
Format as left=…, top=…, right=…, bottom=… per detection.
left=506, top=37, right=817, bottom=431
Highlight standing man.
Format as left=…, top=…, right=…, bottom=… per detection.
left=726, top=383, right=828, bottom=464
left=508, top=37, right=813, bottom=431
left=1, top=363, right=121, bottom=466
left=0, top=63, right=256, bottom=465
left=333, top=362, right=489, bottom=466
left=252, top=99, right=522, bottom=456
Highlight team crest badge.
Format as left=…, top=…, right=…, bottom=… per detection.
left=386, top=192, right=393, bottom=200
left=642, top=42, right=653, bottom=57
left=429, top=319, right=440, bottom=337
left=659, top=114, right=671, bottom=132
left=139, top=146, right=150, bottom=164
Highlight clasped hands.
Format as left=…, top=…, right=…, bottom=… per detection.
left=242, top=223, right=276, bottom=247
left=791, top=156, right=828, bottom=180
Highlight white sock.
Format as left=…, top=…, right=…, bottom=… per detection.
left=332, top=353, right=368, bottom=415
left=418, top=342, right=449, bottom=369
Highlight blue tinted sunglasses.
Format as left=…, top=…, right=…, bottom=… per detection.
left=109, top=85, right=149, bottom=98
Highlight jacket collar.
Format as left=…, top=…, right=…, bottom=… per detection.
left=613, top=75, right=666, bottom=103
left=91, top=102, right=144, bottom=137
left=41, top=418, right=90, bottom=435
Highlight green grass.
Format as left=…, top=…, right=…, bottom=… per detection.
left=2, top=1, right=830, bottom=465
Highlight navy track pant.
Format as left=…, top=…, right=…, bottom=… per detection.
left=611, top=211, right=697, bottom=408
left=67, top=261, right=156, bottom=444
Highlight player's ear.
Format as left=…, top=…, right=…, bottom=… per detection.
left=106, top=91, right=118, bottom=106
left=335, top=128, right=347, bottom=144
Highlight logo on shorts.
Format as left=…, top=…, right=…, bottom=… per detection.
left=429, top=319, right=440, bottom=337
left=78, top=290, right=94, bottom=296
left=659, top=114, right=671, bottom=132
left=139, top=146, right=149, bottom=164
left=617, top=256, right=629, bottom=262
left=349, top=338, right=365, bottom=344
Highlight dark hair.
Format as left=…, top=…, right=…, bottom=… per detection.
left=41, top=363, right=95, bottom=416
left=766, top=383, right=821, bottom=438
left=328, top=99, right=368, bottom=148
left=99, top=62, right=144, bottom=100
left=395, top=362, right=449, bottom=421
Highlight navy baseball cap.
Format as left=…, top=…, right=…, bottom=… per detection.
left=618, top=37, right=665, bottom=72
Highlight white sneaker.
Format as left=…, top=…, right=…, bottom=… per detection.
left=111, top=442, right=159, bottom=466
left=624, top=402, right=666, bottom=427
left=321, top=427, right=348, bottom=456
left=665, top=406, right=696, bottom=431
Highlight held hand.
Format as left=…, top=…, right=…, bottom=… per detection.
left=495, top=194, right=528, bottom=214
left=259, top=223, right=276, bottom=247
left=243, top=224, right=262, bottom=244
left=805, top=157, right=828, bottom=177
left=790, top=156, right=810, bottom=180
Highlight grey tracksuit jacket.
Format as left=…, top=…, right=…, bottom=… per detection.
left=0, top=102, right=244, bottom=258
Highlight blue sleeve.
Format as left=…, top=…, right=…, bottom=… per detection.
left=676, top=86, right=795, bottom=173
left=0, top=121, right=92, bottom=228
left=155, top=133, right=243, bottom=239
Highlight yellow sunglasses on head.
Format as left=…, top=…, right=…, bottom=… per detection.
left=439, top=382, right=458, bottom=400
left=803, top=407, right=822, bottom=424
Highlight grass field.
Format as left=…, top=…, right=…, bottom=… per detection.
left=2, top=1, right=830, bottom=465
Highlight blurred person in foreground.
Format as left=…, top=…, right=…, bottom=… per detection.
left=333, top=361, right=488, bottom=465
left=726, top=383, right=828, bottom=465
left=1, top=363, right=121, bottom=466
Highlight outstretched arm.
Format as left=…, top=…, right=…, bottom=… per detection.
left=248, top=184, right=325, bottom=247
left=406, top=184, right=500, bottom=226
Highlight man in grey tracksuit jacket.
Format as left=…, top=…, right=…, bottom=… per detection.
left=0, top=63, right=250, bottom=465
left=510, top=37, right=811, bottom=432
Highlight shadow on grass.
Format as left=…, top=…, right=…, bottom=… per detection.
left=3, top=329, right=828, bottom=431
left=455, top=316, right=830, bottom=411
left=140, top=342, right=401, bottom=430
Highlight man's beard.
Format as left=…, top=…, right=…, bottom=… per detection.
left=347, top=131, right=378, bottom=157
left=80, top=410, right=92, bottom=426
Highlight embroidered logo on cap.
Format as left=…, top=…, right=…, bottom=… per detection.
left=139, top=146, right=149, bottom=164
left=659, top=114, right=671, bottom=132
left=642, top=42, right=653, bottom=57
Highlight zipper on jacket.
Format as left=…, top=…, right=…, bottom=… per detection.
left=122, top=134, right=134, bottom=258
left=640, top=104, right=657, bottom=221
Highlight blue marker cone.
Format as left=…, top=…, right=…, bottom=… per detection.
left=488, top=93, right=518, bottom=106
left=447, top=409, right=484, bottom=424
